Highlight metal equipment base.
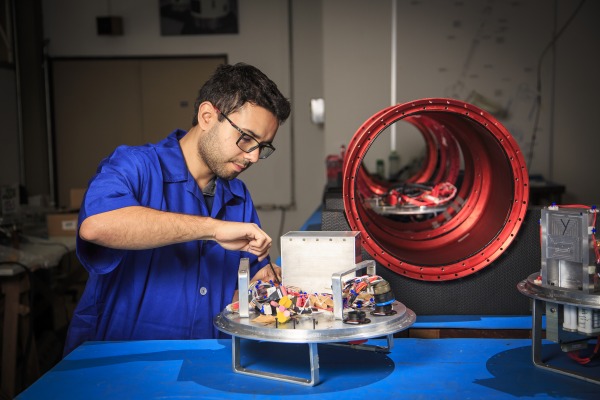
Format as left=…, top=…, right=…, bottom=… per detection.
left=215, top=301, right=416, bottom=386
left=232, top=336, right=321, bottom=385
left=518, top=273, right=600, bottom=385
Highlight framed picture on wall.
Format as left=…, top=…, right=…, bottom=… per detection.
left=159, top=0, right=239, bottom=35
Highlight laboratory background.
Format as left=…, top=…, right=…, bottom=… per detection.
left=1, top=1, right=599, bottom=399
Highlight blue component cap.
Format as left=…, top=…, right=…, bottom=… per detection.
left=375, top=299, right=395, bottom=307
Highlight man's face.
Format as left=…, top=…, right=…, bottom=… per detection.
left=198, top=103, right=279, bottom=180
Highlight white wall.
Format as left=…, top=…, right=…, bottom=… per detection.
left=552, top=0, right=600, bottom=205
left=323, top=0, right=599, bottom=204
left=323, top=0, right=392, bottom=156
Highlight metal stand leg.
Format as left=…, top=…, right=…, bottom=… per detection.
left=531, top=298, right=600, bottom=385
left=232, top=336, right=320, bottom=386
left=325, top=334, right=394, bottom=353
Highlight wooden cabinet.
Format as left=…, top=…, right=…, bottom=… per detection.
left=50, top=56, right=226, bottom=207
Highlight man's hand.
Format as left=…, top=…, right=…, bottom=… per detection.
left=251, top=262, right=281, bottom=284
left=231, top=263, right=281, bottom=304
left=213, top=221, right=272, bottom=261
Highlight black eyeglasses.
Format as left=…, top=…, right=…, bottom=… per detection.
left=216, top=108, right=276, bottom=159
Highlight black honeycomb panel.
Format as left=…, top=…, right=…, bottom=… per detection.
left=322, top=195, right=541, bottom=315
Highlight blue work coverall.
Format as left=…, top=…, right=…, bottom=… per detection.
left=64, top=129, right=266, bottom=356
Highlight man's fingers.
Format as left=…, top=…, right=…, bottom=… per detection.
left=250, top=263, right=282, bottom=283
left=246, top=229, right=272, bottom=260
left=213, top=221, right=272, bottom=259
left=248, top=229, right=272, bottom=248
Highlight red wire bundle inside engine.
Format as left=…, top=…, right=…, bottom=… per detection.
left=388, top=182, right=457, bottom=207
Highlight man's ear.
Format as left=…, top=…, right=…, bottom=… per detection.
left=197, top=101, right=218, bottom=130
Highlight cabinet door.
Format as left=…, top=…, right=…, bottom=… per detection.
left=139, top=57, right=225, bottom=144
left=51, top=56, right=226, bottom=207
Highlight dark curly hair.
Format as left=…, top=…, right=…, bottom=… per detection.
left=192, top=62, right=291, bottom=126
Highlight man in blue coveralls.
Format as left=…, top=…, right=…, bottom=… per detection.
left=63, top=62, right=291, bottom=356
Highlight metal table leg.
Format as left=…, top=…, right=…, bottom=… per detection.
left=326, top=334, right=394, bottom=353
left=232, top=336, right=320, bottom=386
left=531, top=298, right=600, bottom=385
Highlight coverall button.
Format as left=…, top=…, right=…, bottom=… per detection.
left=199, top=287, right=208, bottom=295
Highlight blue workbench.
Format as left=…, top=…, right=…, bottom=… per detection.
left=18, top=207, right=595, bottom=398
left=16, top=338, right=599, bottom=399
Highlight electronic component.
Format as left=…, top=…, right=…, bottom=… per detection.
left=215, top=232, right=416, bottom=386
left=540, top=206, right=600, bottom=336
left=371, top=280, right=397, bottom=316
left=518, top=205, right=600, bottom=384
left=365, top=182, right=458, bottom=217
left=344, top=310, right=370, bottom=325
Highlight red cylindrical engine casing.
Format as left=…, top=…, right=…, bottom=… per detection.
left=342, top=98, right=529, bottom=281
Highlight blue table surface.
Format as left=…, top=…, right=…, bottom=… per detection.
left=17, top=338, right=599, bottom=400
left=411, top=314, right=545, bottom=329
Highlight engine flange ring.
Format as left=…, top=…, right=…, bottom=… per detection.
left=342, top=98, right=529, bottom=281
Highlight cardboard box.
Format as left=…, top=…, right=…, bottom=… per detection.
left=69, top=188, right=86, bottom=210
left=47, top=212, right=79, bottom=237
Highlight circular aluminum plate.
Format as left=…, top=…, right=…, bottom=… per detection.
left=365, top=198, right=448, bottom=216
left=214, top=301, right=416, bottom=343
left=518, top=273, right=600, bottom=309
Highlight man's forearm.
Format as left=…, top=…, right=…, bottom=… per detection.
left=79, top=206, right=217, bottom=250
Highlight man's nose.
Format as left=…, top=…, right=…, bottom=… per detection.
left=245, top=148, right=260, bottom=163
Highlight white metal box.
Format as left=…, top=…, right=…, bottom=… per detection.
left=280, top=231, right=361, bottom=294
